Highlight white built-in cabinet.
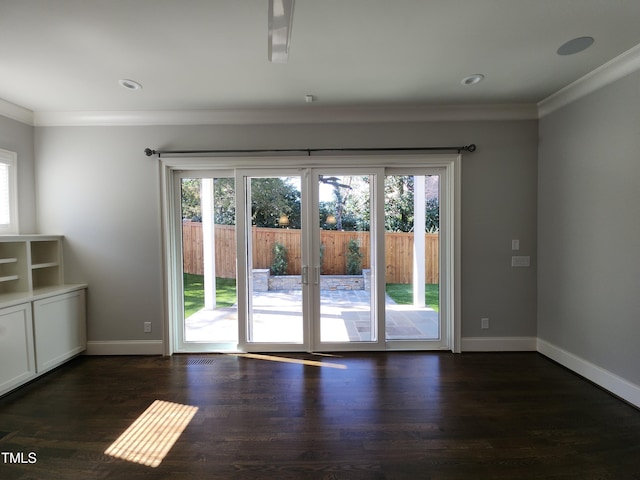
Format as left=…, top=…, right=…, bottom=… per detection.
left=0, top=303, right=35, bottom=395
left=0, top=235, right=87, bottom=397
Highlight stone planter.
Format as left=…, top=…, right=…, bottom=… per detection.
left=252, top=269, right=370, bottom=291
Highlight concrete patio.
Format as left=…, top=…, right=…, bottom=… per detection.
left=184, top=289, right=439, bottom=344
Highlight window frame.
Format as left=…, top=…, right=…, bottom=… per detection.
left=0, top=148, right=19, bottom=234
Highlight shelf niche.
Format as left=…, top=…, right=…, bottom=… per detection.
left=0, top=242, right=29, bottom=294
left=0, top=236, right=65, bottom=297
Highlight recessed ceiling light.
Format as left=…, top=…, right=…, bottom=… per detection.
left=557, top=36, right=594, bottom=56
left=118, top=79, right=143, bottom=90
left=461, top=74, right=484, bottom=86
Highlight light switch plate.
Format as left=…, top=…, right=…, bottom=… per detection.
left=511, top=255, right=530, bottom=267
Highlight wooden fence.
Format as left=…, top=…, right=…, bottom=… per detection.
left=182, top=221, right=439, bottom=284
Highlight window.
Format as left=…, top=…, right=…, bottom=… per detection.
left=0, top=149, right=18, bottom=233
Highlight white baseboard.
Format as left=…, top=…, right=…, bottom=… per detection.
left=85, top=340, right=164, bottom=356
left=461, top=336, right=537, bottom=352
left=537, top=339, right=640, bottom=409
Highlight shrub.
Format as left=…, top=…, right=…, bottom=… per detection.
left=345, top=239, right=363, bottom=275
left=270, top=242, right=288, bottom=276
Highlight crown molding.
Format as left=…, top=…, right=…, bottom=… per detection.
left=0, top=98, right=34, bottom=125
left=538, top=42, right=640, bottom=118
left=32, top=104, right=537, bottom=127
left=6, top=41, right=640, bottom=127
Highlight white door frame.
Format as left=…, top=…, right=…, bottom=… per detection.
left=309, top=167, right=386, bottom=352
left=384, top=167, right=452, bottom=351
left=235, top=168, right=310, bottom=352
left=159, top=154, right=461, bottom=355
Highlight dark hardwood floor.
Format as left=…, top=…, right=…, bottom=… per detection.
left=1, top=352, right=639, bottom=479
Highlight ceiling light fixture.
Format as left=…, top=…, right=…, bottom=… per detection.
left=461, top=74, right=484, bottom=86
left=268, top=0, right=295, bottom=63
left=557, top=36, right=594, bottom=56
left=118, top=79, right=143, bottom=90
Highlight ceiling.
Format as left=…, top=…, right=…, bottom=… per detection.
left=1, top=0, right=640, bottom=117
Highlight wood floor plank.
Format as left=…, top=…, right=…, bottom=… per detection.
left=0, top=352, right=639, bottom=479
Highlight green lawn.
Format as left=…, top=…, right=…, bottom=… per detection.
left=385, top=283, right=439, bottom=311
left=183, top=274, right=236, bottom=317
left=183, top=274, right=439, bottom=317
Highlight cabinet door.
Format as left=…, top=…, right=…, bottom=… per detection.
left=0, top=303, right=35, bottom=396
left=33, top=289, right=86, bottom=374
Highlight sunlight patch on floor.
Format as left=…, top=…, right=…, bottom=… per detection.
left=231, top=353, right=348, bottom=369
left=104, top=400, right=198, bottom=468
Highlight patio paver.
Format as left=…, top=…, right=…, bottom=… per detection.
left=185, top=289, right=439, bottom=344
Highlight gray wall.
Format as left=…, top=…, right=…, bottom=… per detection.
left=538, top=70, right=640, bottom=385
left=0, top=115, right=36, bottom=233
left=33, top=120, right=538, bottom=345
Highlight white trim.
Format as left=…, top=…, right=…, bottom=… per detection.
left=461, top=336, right=537, bottom=352
left=85, top=340, right=164, bottom=356
left=0, top=98, right=34, bottom=125
left=162, top=154, right=461, bottom=354
left=452, top=156, right=462, bottom=353
left=0, top=148, right=19, bottom=234
left=160, top=162, right=177, bottom=357
left=537, top=339, right=640, bottom=409
left=32, top=104, right=538, bottom=127
left=538, top=43, right=640, bottom=117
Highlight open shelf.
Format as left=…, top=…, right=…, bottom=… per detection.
left=0, top=275, right=19, bottom=283
left=31, top=261, right=60, bottom=269
left=0, top=236, right=64, bottom=297
left=0, top=241, right=28, bottom=295
left=30, top=240, right=60, bottom=266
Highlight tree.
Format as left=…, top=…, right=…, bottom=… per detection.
left=425, top=197, right=439, bottom=233
left=250, top=177, right=301, bottom=228
left=384, top=175, right=440, bottom=233
left=180, top=178, right=237, bottom=224
left=181, top=179, right=202, bottom=221
left=181, top=174, right=439, bottom=232
left=384, top=175, right=414, bottom=232
left=319, top=175, right=371, bottom=231
left=180, top=177, right=301, bottom=228
left=213, top=178, right=236, bottom=225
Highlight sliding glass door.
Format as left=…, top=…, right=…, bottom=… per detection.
left=236, top=168, right=383, bottom=352
left=169, top=156, right=458, bottom=353
left=384, top=170, right=449, bottom=349
left=177, top=172, right=239, bottom=351
left=240, top=172, right=306, bottom=348
left=311, top=169, right=383, bottom=350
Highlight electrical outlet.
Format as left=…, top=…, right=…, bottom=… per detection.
left=481, top=317, right=489, bottom=329
left=144, top=322, right=152, bottom=333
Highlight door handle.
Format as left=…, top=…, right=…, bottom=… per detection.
left=314, top=266, right=320, bottom=285
left=302, top=266, right=308, bottom=285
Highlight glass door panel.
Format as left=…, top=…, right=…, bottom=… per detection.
left=180, top=176, right=238, bottom=346
left=316, top=173, right=378, bottom=346
left=384, top=174, right=442, bottom=344
left=245, top=175, right=304, bottom=344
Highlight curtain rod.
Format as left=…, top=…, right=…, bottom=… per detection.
left=144, top=144, right=476, bottom=158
